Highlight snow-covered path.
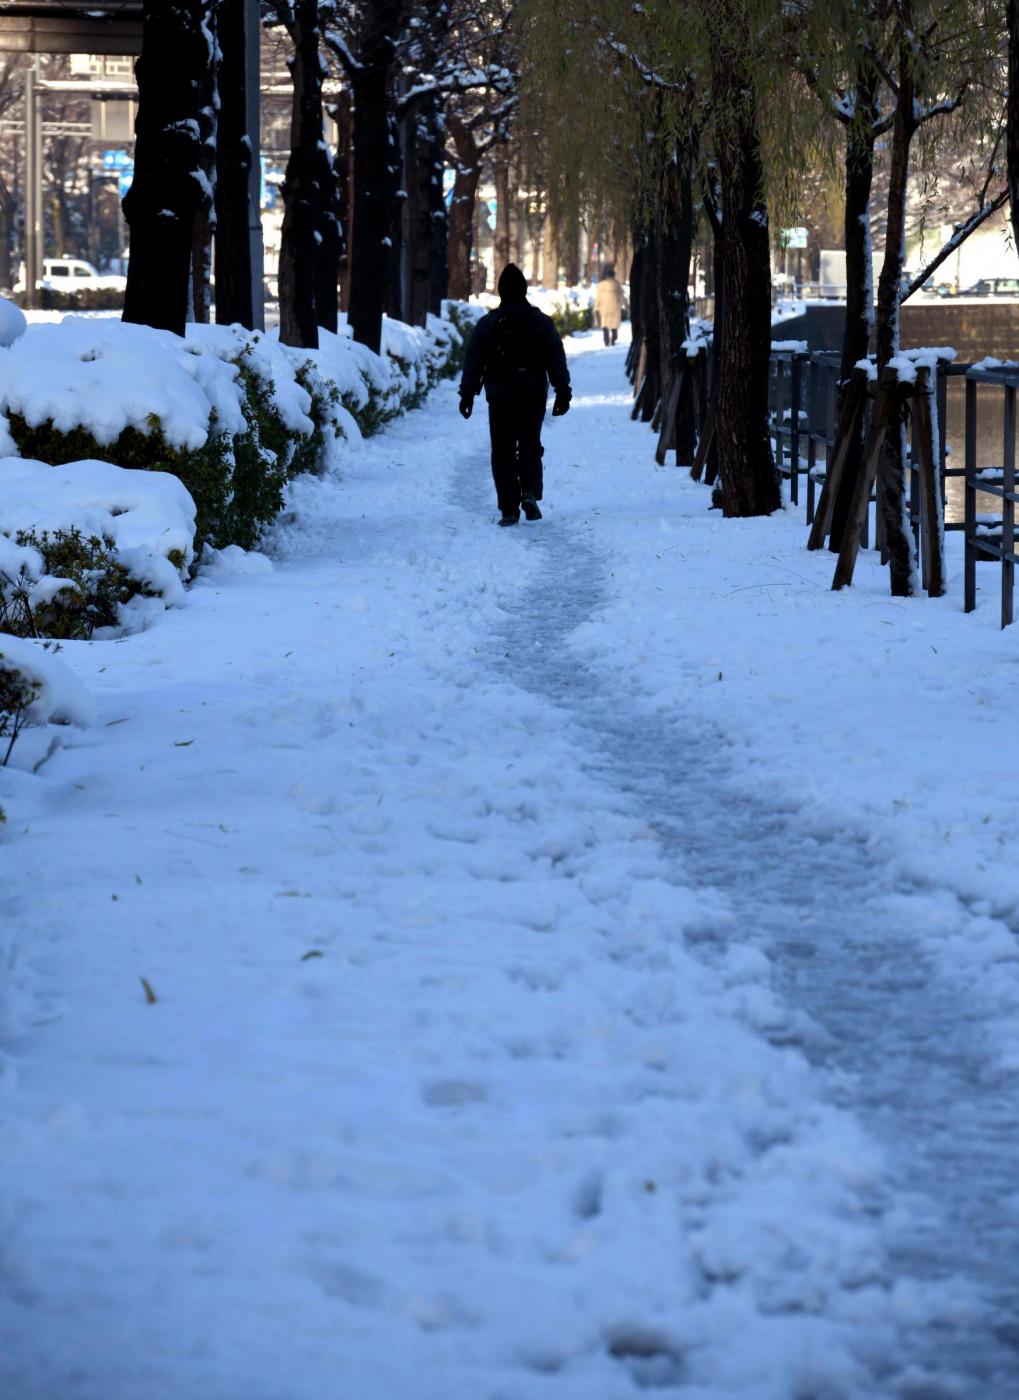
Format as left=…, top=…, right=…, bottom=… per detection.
left=3, top=335, right=1019, bottom=1398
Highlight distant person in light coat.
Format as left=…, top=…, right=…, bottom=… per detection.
left=594, top=265, right=623, bottom=346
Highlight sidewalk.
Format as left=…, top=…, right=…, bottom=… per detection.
left=2, top=330, right=1018, bottom=1398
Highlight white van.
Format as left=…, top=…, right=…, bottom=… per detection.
left=13, top=257, right=127, bottom=294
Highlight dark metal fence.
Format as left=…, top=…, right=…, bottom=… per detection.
left=645, top=336, right=1019, bottom=626
left=768, top=348, right=971, bottom=563
left=964, top=365, right=1019, bottom=628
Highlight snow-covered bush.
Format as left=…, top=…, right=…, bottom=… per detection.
left=11, top=286, right=124, bottom=313
left=2, top=529, right=145, bottom=640
left=381, top=315, right=461, bottom=410
left=442, top=300, right=484, bottom=375
left=548, top=296, right=593, bottom=338
left=0, top=319, right=246, bottom=548
left=0, top=634, right=94, bottom=766
left=0, top=307, right=468, bottom=557
left=0, top=297, right=25, bottom=348
left=0, top=457, right=194, bottom=639
left=279, top=312, right=463, bottom=441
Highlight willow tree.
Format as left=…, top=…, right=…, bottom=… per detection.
left=790, top=0, right=1006, bottom=577
left=518, top=0, right=815, bottom=517
left=1011, top=0, right=1019, bottom=252
left=517, top=5, right=692, bottom=442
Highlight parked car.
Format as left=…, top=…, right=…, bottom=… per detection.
left=960, top=276, right=1019, bottom=298
left=13, top=257, right=127, bottom=294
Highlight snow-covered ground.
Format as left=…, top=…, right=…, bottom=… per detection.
left=3, top=329, right=1019, bottom=1398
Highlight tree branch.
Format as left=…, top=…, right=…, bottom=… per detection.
left=900, top=187, right=1008, bottom=301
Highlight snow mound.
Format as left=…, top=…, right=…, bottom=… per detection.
left=0, top=317, right=247, bottom=451
left=0, top=457, right=196, bottom=580
left=186, top=323, right=315, bottom=438
left=887, top=347, right=956, bottom=383
left=0, top=459, right=196, bottom=633
left=0, top=634, right=94, bottom=728
left=0, top=297, right=26, bottom=348
left=200, top=543, right=274, bottom=577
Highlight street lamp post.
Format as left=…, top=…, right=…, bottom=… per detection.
left=24, top=59, right=43, bottom=307
left=246, top=0, right=264, bottom=330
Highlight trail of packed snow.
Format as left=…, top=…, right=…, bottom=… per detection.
left=3, top=331, right=1019, bottom=1399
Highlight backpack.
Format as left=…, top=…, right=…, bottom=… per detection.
left=487, top=307, right=545, bottom=382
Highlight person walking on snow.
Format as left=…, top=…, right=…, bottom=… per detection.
left=458, top=263, right=571, bottom=527
left=594, top=265, right=623, bottom=346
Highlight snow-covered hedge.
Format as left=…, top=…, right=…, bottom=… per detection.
left=443, top=300, right=485, bottom=373
left=0, top=458, right=195, bottom=640
left=0, top=309, right=466, bottom=556
left=0, top=633, right=94, bottom=774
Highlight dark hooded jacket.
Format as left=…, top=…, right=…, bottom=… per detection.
left=459, top=266, right=571, bottom=406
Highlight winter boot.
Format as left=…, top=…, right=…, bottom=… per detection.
left=498, top=510, right=520, bottom=527
left=521, top=495, right=542, bottom=521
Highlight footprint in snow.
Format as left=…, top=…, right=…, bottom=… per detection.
left=422, top=1079, right=488, bottom=1107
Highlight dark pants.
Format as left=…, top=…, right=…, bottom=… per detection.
left=602, top=326, right=618, bottom=347
left=487, top=393, right=546, bottom=515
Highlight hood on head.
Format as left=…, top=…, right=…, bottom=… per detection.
left=497, top=263, right=528, bottom=304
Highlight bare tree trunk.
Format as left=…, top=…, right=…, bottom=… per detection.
left=542, top=210, right=557, bottom=287
left=528, top=206, right=541, bottom=281
left=49, top=188, right=67, bottom=258
left=655, top=159, right=691, bottom=400
left=124, top=0, right=212, bottom=336
left=628, top=236, right=646, bottom=354
left=511, top=160, right=525, bottom=265
left=347, top=0, right=410, bottom=352
left=829, top=63, right=880, bottom=550
left=190, top=43, right=217, bottom=324
left=314, top=139, right=342, bottom=335
left=401, top=93, right=445, bottom=325
left=658, top=150, right=696, bottom=463
left=1008, top=0, right=1019, bottom=256
left=191, top=209, right=213, bottom=322
left=563, top=224, right=580, bottom=285
left=493, top=150, right=511, bottom=271
left=874, top=25, right=918, bottom=596
left=446, top=115, right=479, bottom=301
left=638, top=229, right=660, bottom=421
left=332, top=90, right=353, bottom=313
left=427, top=112, right=448, bottom=313
left=702, top=178, right=725, bottom=486
left=0, top=191, right=13, bottom=289
left=709, top=8, right=780, bottom=517
left=278, top=0, right=324, bottom=348
left=214, top=0, right=256, bottom=327
left=386, top=107, right=404, bottom=320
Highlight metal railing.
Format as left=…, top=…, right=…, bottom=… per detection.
left=643, top=334, right=1019, bottom=623
left=964, top=365, right=1019, bottom=628
left=769, top=349, right=967, bottom=559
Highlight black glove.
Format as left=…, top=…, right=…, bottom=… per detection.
left=459, top=394, right=474, bottom=420
left=552, top=392, right=571, bottom=417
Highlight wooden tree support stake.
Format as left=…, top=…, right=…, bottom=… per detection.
left=630, top=339, right=648, bottom=420
left=913, top=364, right=946, bottom=598
left=690, top=401, right=716, bottom=482
left=832, top=368, right=908, bottom=590
left=806, top=368, right=869, bottom=551
left=655, top=359, right=684, bottom=466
